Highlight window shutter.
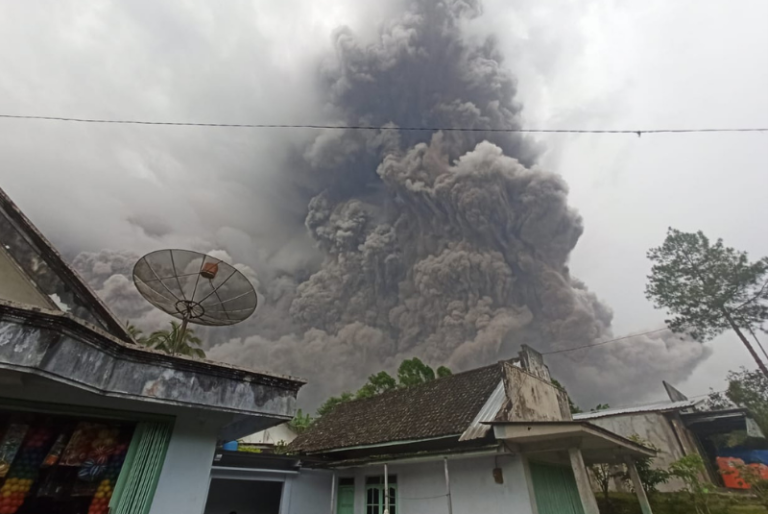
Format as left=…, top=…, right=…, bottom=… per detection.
left=110, top=421, right=173, bottom=514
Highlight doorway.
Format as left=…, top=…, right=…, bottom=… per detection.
left=203, top=479, right=283, bottom=514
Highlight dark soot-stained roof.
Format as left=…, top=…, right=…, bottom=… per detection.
left=290, top=363, right=504, bottom=454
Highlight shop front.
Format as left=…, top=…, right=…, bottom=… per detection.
left=0, top=402, right=176, bottom=514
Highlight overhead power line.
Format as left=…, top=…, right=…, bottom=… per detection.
left=0, top=113, right=766, bottom=135
left=542, top=327, right=670, bottom=355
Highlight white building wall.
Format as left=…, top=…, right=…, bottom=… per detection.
left=149, top=413, right=221, bottom=514
left=283, top=469, right=334, bottom=514
left=338, top=454, right=535, bottom=514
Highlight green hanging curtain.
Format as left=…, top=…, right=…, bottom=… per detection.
left=110, top=421, right=173, bottom=514
left=529, top=462, right=586, bottom=514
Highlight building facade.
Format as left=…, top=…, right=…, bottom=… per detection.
left=282, top=346, right=656, bottom=514
left=0, top=186, right=305, bottom=514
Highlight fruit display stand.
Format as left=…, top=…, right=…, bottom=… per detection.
left=0, top=426, right=55, bottom=513
left=0, top=412, right=135, bottom=514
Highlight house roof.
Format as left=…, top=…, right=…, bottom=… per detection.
left=0, top=186, right=132, bottom=342
left=289, top=363, right=504, bottom=454
left=572, top=399, right=701, bottom=421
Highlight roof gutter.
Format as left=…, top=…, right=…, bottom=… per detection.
left=326, top=444, right=504, bottom=469
left=302, top=433, right=461, bottom=455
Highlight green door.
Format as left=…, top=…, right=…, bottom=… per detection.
left=337, top=485, right=355, bottom=514
left=529, top=462, right=585, bottom=514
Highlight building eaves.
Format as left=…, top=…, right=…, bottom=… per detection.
left=0, top=300, right=305, bottom=417
left=572, top=399, right=702, bottom=421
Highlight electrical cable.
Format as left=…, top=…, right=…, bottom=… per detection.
left=1, top=113, right=767, bottom=135
left=541, top=328, right=670, bottom=355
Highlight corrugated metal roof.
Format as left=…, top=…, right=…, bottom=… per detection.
left=459, top=380, right=505, bottom=441
left=573, top=399, right=701, bottom=420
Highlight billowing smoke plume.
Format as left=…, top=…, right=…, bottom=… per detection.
left=74, top=0, right=709, bottom=407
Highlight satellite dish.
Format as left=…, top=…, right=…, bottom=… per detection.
left=132, top=250, right=257, bottom=349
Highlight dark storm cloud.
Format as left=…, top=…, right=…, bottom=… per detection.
left=2, top=0, right=711, bottom=408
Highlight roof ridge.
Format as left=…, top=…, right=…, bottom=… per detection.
left=330, top=361, right=504, bottom=412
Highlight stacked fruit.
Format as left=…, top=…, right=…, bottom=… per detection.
left=86, top=437, right=128, bottom=514
left=0, top=478, right=31, bottom=513
left=86, top=479, right=113, bottom=514
left=0, top=427, right=55, bottom=514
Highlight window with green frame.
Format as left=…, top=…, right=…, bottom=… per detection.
left=365, top=475, right=397, bottom=514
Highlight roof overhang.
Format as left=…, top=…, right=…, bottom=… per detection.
left=682, top=409, right=766, bottom=439
left=572, top=399, right=702, bottom=421
left=0, top=187, right=134, bottom=342
left=487, top=421, right=656, bottom=464
left=0, top=300, right=305, bottom=439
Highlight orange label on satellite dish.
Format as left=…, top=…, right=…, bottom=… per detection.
left=201, top=262, right=219, bottom=279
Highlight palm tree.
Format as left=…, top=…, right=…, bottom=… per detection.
left=145, top=321, right=206, bottom=359
left=125, top=321, right=149, bottom=346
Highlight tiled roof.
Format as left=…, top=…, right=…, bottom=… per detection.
left=289, top=363, right=504, bottom=454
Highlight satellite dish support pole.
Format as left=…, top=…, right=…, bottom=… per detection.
left=177, top=314, right=190, bottom=356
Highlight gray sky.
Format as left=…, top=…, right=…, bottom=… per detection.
left=0, top=0, right=766, bottom=407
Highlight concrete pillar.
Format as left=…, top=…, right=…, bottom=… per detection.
left=329, top=470, right=337, bottom=514
left=444, top=457, right=453, bottom=514
left=568, top=448, right=600, bottom=514
left=624, top=456, right=653, bottom=514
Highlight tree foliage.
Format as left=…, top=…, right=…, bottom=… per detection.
left=551, top=379, right=583, bottom=414
left=669, top=454, right=711, bottom=514
left=726, top=368, right=768, bottom=435
left=397, top=357, right=437, bottom=387
left=144, top=321, right=206, bottom=358
left=646, top=228, right=768, bottom=375
left=316, top=392, right=355, bottom=418
left=627, top=435, right=671, bottom=495
left=355, top=371, right=398, bottom=399
left=310, top=358, right=451, bottom=424
left=288, top=409, right=313, bottom=434
left=708, top=367, right=768, bottom=437
left=590, top=463, right=625, bottom=502
left=125, top=321, right=148, bottom=345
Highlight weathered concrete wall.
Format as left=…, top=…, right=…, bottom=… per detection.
left=338, top=454, right=535, bottom=514
left=0, top=190, right=132, bottom=341
left=0, top=306, right=300, bottom=428
left=0, top=246, right=56, bottom=309
left=502, top=363, right=571, bottom=422
left=588, top=413, right=689, bottom=492
left=519, top=344, right=552, bottom=382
